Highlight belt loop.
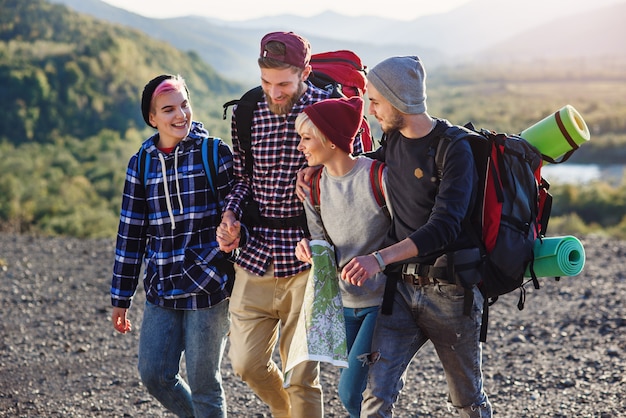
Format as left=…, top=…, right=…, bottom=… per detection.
left=402, top=263, right=417, bottom=275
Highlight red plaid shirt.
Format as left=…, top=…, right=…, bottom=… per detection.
left=226, top=83, right=362, bottom=278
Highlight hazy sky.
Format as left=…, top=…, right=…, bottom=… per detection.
left=100, top=0, right=473, bottom=21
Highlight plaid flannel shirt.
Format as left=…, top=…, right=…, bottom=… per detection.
left=111, top=122, right=235, bottom=310
left=225, top=83, right=363, bottom=278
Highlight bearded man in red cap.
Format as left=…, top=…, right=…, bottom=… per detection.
left=216, top=31, right=366, bottom=418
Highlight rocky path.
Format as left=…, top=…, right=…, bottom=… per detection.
left=0, top=233, right=624, bottom=417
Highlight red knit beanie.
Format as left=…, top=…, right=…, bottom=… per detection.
left=303, top=96, right=364, bottom=154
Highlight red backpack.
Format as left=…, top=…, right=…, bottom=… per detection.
left=308, top=50, right=367, bottom=98
left=308, top=50, right=372, bottom=152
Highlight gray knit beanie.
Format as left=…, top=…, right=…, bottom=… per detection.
left=367, top=56, right=427, bottom=114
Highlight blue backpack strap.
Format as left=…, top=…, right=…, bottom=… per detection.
left=201, top=137, right=219, bottom=198
left=136, top=147, right=151, bottom=222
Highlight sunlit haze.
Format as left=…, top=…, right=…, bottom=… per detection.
left=100, top=0, right=473, bottom=21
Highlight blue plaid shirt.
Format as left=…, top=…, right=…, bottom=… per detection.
left=111, top=122, right=235, bottom=310
left=225, top=83, right=363, bottom=278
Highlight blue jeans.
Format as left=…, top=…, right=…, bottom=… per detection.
left=138, top=299, right=230, bottom=418
left=338, top=306, right=379, bottom=418
left=361, top=281, right=492, bottom=418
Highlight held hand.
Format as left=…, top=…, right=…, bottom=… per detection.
left=295, top=238, right=312, bottom=264
left=221, top=210, right=237, bottom=227
left=112, top=307, right=132, bottom=334
left=340, top=254, right=380, bottom=287
left=217, top=210, right=241, bottom=252
left=217, top=224, right=241, bottom=252
left=295, top=166, right=318, bottom=202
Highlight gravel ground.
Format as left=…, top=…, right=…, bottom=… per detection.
left=0, top=233, right=625, bottom=417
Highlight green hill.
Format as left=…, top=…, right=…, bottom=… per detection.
left=0, top=0, right=242, bottom=144
left=0, top=0, right=242, bottom=238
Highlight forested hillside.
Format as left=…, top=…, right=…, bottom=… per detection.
left=0, top=0, right=243, bottom=237
left=0, top=0, right=242, bottom=144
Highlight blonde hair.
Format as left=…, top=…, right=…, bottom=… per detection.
left=295, top=112, right=329, bottom=145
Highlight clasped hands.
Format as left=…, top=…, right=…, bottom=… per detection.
left=216, top=210, right=241, bottom=252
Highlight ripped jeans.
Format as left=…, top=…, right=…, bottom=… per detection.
left=339, top=306, right=379, bottom=418
left=360, top=280, right=492, bottom=418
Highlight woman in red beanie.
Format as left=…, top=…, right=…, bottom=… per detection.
left=294, top=96, right=392, bottom=418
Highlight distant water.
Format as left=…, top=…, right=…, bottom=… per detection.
left=541, top=164, right=625, bottom=185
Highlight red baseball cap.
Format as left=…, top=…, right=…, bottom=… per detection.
left=260, top=31, right=311, bottom=69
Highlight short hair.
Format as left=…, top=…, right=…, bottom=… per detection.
left=295, top=112, right=329, bottom=146
left=152, top=75, right=188, bottom=107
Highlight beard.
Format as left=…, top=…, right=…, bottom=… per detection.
left=266, top=82, right=306, bottom=115
left=380, top=107, right=406, bottom=134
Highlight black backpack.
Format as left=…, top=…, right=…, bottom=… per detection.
left=435, top=123, right=552, bottom=341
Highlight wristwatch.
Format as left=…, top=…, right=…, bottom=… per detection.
left=371, top=251, right=386, bottom=272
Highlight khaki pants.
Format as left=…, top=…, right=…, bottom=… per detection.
left=228, top=263, right=323, bottom=418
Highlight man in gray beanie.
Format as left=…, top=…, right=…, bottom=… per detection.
left=340, top=56, right=493, bottom=417
left=366, top=55, right=427, bottom=115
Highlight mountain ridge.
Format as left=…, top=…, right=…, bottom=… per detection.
left=49, top=0, right=626, bottom=82
left=483, top=1, right=626, bottom=60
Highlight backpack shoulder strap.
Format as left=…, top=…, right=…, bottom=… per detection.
left=137, top=146, right=151, bottom=187
left=309, top=166, right=324, bottom=214
left=136, top=146, right=152, bottom=222
left=369, top=160, right=390, bottom=219
left=201, top=137, right=219, bottom=198
left=434, top=136, right=451, bottom=182
left=223, top=86, right=264, bottom=176
left=435, top=125, right=473, bottom=176
left=435, top=123, right=489, bottom=181
left=308, top=166, right=334, bottom=245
